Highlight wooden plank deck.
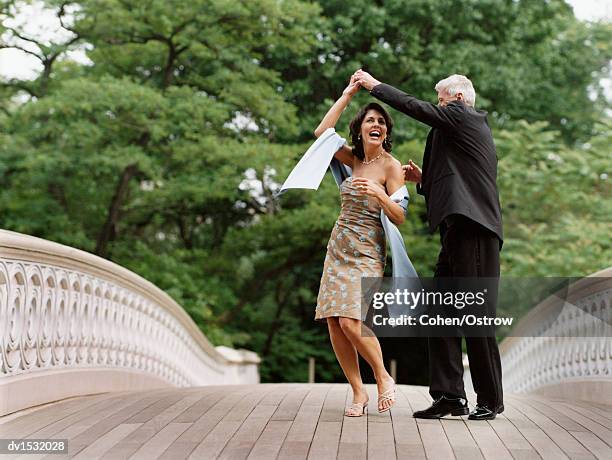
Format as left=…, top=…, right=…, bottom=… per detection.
left=0, top=384, right=610, bottom=460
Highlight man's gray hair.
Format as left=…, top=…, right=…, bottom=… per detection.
left=435, top=74, right=476, bottom=107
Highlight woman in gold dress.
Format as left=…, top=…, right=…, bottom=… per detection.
left=314, top=76, right=406, bottom=416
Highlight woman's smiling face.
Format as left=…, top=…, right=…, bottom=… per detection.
left=361, top=109, right=387, bottom=148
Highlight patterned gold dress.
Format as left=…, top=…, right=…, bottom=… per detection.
left=315, top=176, right=386, bottom=321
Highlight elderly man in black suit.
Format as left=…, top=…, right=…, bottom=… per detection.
left=354, top=70, right=504, bottom=420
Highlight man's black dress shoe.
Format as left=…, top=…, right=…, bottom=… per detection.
left=413, top=396, right=469, bottom=419
left=468, top=404, right=504, bottom=420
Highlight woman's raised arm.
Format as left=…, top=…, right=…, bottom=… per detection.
left=314, top=77, right=359, bottom=166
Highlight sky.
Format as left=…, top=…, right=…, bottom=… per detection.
left=0, top=0, right=611, bottom=82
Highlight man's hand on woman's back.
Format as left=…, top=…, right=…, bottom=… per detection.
left=403, top=160, right=422, bottom=184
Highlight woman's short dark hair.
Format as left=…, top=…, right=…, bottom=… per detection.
left=349, top=102, right=394, bottom=161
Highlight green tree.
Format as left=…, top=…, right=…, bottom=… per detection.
left=497, top=119, right=611, bottom=276
left=264, top=0, right=611, bottom=143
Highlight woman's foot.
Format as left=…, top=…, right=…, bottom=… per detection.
left=345, top=390, right=369, bottom=417
left=376, top=376, right=396, bottom=413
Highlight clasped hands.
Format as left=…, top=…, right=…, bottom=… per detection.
left=342, top=69, right=381, bottom=97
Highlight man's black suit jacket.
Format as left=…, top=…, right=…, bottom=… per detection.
left=371, top=83, right=503, bottom=245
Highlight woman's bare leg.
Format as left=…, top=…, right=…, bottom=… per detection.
left=327, top=317, right=369, bottom=410
left=338, top=317, right=395, bottom=411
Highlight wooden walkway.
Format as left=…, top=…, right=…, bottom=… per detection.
left=1, top=384, right=611, bottom=459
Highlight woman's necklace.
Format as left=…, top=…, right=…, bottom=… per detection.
left=361, top=151, right=384, bottom=165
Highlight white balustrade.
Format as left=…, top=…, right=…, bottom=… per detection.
left=0, top=230, right=260, bottom=416
left=465, top=269, right=612, bottom=404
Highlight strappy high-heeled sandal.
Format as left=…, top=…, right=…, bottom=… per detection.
left=345, top=401, right=368, bottom=417
left=377, top=382, right=396, bottom=413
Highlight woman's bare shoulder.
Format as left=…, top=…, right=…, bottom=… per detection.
left=383, top=153, right=402, bottom=172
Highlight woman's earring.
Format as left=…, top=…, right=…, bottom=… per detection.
left=358, top=134, right=362, bottom=141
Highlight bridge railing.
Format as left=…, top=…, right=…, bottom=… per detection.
left=463, top=268, right=611, bottom=404
left=498, top=269, right=611, bottom=404
left=0, top=230, right=260, bottom=416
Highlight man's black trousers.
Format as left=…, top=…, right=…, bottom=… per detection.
left=428, top=214, right=504, bottom=409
